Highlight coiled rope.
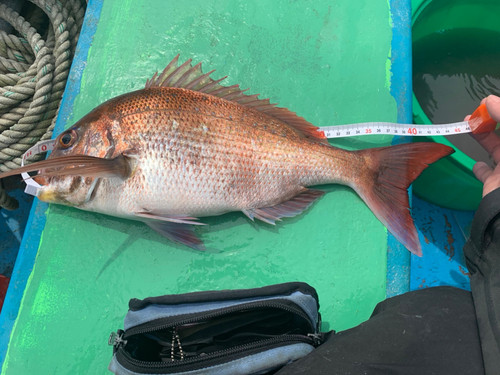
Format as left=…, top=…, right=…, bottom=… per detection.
left=0, top=0, right=86, bottom=210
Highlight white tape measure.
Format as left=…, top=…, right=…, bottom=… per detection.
left=21, top=139, right=55, bottom=196
left=19, top=120, right=474, bottom=197
left=318, top=121, right=471, bottom=138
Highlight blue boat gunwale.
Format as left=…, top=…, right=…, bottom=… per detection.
left=0, top=0, right=413, bottom=367
left=0, top=0, right=105, bottom=367
left=386, top=0, right=413, bottom=297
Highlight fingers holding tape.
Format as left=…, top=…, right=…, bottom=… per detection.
left=485, top=95, right=500, bottom=123
left=473, top=161, right=494, bottom=185
left=471, top=131, right=500, bottom=165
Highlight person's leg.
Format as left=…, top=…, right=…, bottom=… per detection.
left=276, top=286, right=484, bottom=375
left=464, top=188, right=500, bottom=374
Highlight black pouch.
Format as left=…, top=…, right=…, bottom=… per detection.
left=108, top=282, right=329, bottom=375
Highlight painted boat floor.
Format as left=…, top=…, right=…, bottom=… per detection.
left=0, top=191, right=473, bottom=293
left=0, top=1, right=470, bottom=373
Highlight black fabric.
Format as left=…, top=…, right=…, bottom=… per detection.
left=277, top=187, right=500, bottom=375
left=276, top=286, right=483, bottom=375
left=128, top=282, right=318, bottom=311
left=464, top=187, right=500, bottom=374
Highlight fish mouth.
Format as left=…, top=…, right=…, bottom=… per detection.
left=35, top=174, right=96, bottom=206
left=36, top=184, right=77, bottom=206
left=37, top=186, right=62, bottom=204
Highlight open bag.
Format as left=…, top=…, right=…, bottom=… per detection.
left=108, top=282, right=331, bottom=375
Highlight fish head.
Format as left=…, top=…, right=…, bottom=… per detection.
left=36, top=109, right=121, bottom=207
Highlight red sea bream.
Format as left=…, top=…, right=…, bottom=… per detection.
left=0, top=56, right=454, bottom=255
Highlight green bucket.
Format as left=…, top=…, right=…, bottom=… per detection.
left=411, top=0, right=500, bottom=211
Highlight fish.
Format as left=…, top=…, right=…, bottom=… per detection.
left=0, top=55, right=454, bottom=255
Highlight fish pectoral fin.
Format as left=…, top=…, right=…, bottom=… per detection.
left=134, top=211, right=206, bottom=225
left=0, top=154, right=134, bottom=181
left=145, top=220, right=205, bottom=251
left=242, top=189, right=326, bottom=225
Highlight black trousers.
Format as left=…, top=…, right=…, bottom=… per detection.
left=278, top=189, right=500, bottom=375
left=276, top=286, right=484, bottom=375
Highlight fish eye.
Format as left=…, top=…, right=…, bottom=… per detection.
left=59, top=130, right=78, bottom=148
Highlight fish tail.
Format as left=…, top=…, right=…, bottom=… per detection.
left=353, top=142, right=454, bottom=256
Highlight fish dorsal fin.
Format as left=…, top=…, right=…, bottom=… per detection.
left=145, top=55, right=328, bottom=143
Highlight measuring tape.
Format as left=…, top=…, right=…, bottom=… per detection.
left=21, top=139, right=55, bottom=196
left=318, top=121, right=471, bottom=138
left=319, top=102, right=496, bottom=138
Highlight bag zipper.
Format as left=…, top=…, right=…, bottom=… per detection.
left=121, top=299, right=315, bottom=339
left=115, top=333, right=314, bottom=372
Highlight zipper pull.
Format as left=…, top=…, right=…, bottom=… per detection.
left=108, top=330, right=127, bottom=349
left=307, top=333, right=322, bottom=347
left=317, top=312, right=322, bottom=334
left=170, top=327, right=184, bottom=361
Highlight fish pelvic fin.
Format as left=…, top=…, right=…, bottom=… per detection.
left=242, top=189, right=326, bottom=225
left=354, top=143, right=454, bottom=257
left=145, top=55, right=329, bottom=144
left=145, top=220, right=205, bottom=251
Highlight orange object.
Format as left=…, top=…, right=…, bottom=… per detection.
left=468, top=103, right=498, bottom=134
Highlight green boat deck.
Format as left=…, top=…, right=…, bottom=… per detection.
left=0, top=0, right=413, bottom=373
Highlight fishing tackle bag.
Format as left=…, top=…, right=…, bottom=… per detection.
left=108, top=282, right=329, bottom=375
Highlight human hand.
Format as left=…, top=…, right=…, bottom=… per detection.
left=467, top=95, right=500, bottom=197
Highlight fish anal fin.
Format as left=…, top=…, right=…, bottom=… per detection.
left=145, top=220, right=205, bottom=251
left=145, top=56, right=328, bottom=144
left=243, top=189, right=326, bottom=225
left=355, top=143, right=455, bottom=257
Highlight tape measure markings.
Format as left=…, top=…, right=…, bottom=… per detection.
left=318, top=121, right=471, bottom=138
left=21, top=139, right=55, bottom=196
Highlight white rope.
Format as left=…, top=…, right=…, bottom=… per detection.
left=0, top=0, right=86, bottom=210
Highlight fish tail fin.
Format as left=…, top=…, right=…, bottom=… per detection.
left=353, top=142, right=454, bottom=256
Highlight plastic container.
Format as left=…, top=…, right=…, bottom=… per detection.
left=411, top=0, right=500, bottom=210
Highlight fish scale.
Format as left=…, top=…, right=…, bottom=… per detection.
left=0, top=56, right=455, bottom=254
